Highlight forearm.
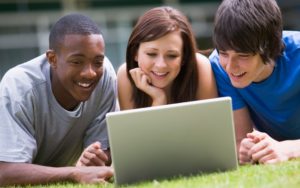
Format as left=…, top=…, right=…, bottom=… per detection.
left=282, top=139, right=300, bottom=160
left=0, top=162, right=76, bottom=186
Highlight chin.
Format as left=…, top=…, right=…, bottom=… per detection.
left=152, top=84, right=167, bottom=89
left=76, top=95, right=92, bottom=102
left=231, top=82, right=249, bottom=89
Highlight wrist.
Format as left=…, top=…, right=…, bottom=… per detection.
left=59, top=166, right=78, bottom=183
left=151, top=95, right=167, bottom=106
left=282, top=140, right=300, bottom=160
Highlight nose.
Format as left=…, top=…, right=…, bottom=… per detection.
left=81, top=63, right=97, bottom=79
left=155, top=55, right=167, bottom=68
left=224, top=56, right=238, bottom=72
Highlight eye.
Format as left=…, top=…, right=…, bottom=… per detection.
left=219, top=51, right=228, bottom=57
left=94, top=60, right=104, bottom=67
left=146, top=53, right=156, bottom=57
left=238, top=54, right=251, bottom=59
left=167, top=54, right=179, bottom=59
left=70, top=60, right=82, bottom=65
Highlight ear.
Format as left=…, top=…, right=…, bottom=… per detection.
left=46, top=50, right=57, bottom=68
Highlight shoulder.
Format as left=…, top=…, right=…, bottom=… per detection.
left=1, top=55, right=48, bottom=99
left=117, top=63, right=126, bottom=76
left=92, top=57, right=117, bottom=103
left=195, top=52, right=212, bottom=75
left=208, top=49, right=227, bottom=76
left=116, top=63, right=135, bottom=110
left=103, top=56, right=117, bottom=79
left=282, top=31, right=300, bottom=51
left=117, top=63, right=132, bottom=90
left=282, top=30, right=300, bottom=41
left=195, top=53, right=218, bottom=99
left=97, top=56, right=117, bottom=91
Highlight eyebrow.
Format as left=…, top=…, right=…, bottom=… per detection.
left=69, top=53, right=105, bottom=59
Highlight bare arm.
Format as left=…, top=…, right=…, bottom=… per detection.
left=0, top=162, right=113, bottom=186
left=233, top=107, right=300, bottom=165
left=195, top=53, right=218, bottom=99
left=247, top=131, right=300, bottom=164
left=117, top=63, right=135, bottom=110
left=234, top=107, right=254, bottom=149
left=233, top=107, right=255, bottom=164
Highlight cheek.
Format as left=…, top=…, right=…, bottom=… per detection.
left=137, top=56, right=152, bottom=72
left=173, top=61, right=182, bottom=73
left=219, top=56, right=226, bottom=66
left=220, top=60, right=227, bottom=70
left=97, top=69, right=104, bottom=79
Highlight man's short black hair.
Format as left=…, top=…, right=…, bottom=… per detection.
left=49, top=13, right=102, bottom=52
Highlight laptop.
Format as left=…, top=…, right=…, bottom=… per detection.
left=106, top=97, right=238, bottom=185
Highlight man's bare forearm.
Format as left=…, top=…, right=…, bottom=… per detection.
left=0, top=162, right=75, bottom=186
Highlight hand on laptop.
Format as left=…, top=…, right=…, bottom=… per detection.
left=129, top=68, right=167, bottom=105
left=76, top=141, right=109, bottom=166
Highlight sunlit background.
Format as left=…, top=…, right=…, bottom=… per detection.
left=0, top=0, right=299, bottom=79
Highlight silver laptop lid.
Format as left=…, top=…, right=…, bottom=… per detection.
left=106, top=97, right=238, bottom=185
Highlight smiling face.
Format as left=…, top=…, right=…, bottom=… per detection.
left=47, top=34, right=105, bottom=110
left=218, top=50, right=275, bottom=88
left=135, top=31, right=183, bottom=90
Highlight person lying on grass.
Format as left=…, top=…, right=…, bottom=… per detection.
left=210, top=0, right=300, bottom=165
left=0, top=13, right=118, bottom=186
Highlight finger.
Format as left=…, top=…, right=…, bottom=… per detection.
left=131, top=70, right=152, bottom=91
left=130, top=70, right=143, bottom=87
left=100, top=166, right=114, bottom=178
left=239, top=155, right=252, bottom=165
left=129, top=69, right=138, bottom=82
left=79, top=155, right=97, bottom=166
left=241, top=138, right=256, bottom=149
left=90, top=151, right=108, bottom=166
left=250, top=144, right=270, bottom=162
left=88, top=146, right=109, bottom=164
left=92, top=141, right=101, bottom=149
left=247, top=131, right=267, bottom=142
left=239, top=139, right=253, bottom=165
left=141, top=74, right=150, bottom=86
left=258, top=153, right=276, bottom=164
left=91, top=153, right=107, bottom=166
left=83, top=151, right=105, bottom=166
left=129, top=68, right=143, bottom=80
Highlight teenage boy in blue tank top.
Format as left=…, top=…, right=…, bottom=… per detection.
left=210, top=0, right=300, bottom=165
left=0, top=14, right=117, bottom=185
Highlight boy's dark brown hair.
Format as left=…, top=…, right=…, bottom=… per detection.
left=213, top=0, right=285, bottom=64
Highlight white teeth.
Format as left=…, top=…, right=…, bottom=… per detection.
left=232, top=72, right=245, bottom=77
left=153, top=72, right=167, bottom=76
left=77, top=82, right=92, bottom=88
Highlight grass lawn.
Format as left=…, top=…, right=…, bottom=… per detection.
left=20, top=159, right=300, bottom=188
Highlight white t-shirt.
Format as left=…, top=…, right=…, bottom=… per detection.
left=0, top=54, right=118, bottom=166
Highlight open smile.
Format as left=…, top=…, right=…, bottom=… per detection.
left=152, top=71, right=169, bottom=77
left=77, top=82, right=93, bottom=88
left=76, top=81, right=96, bottom=91
left=231, top=72, right=246, bottom=77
